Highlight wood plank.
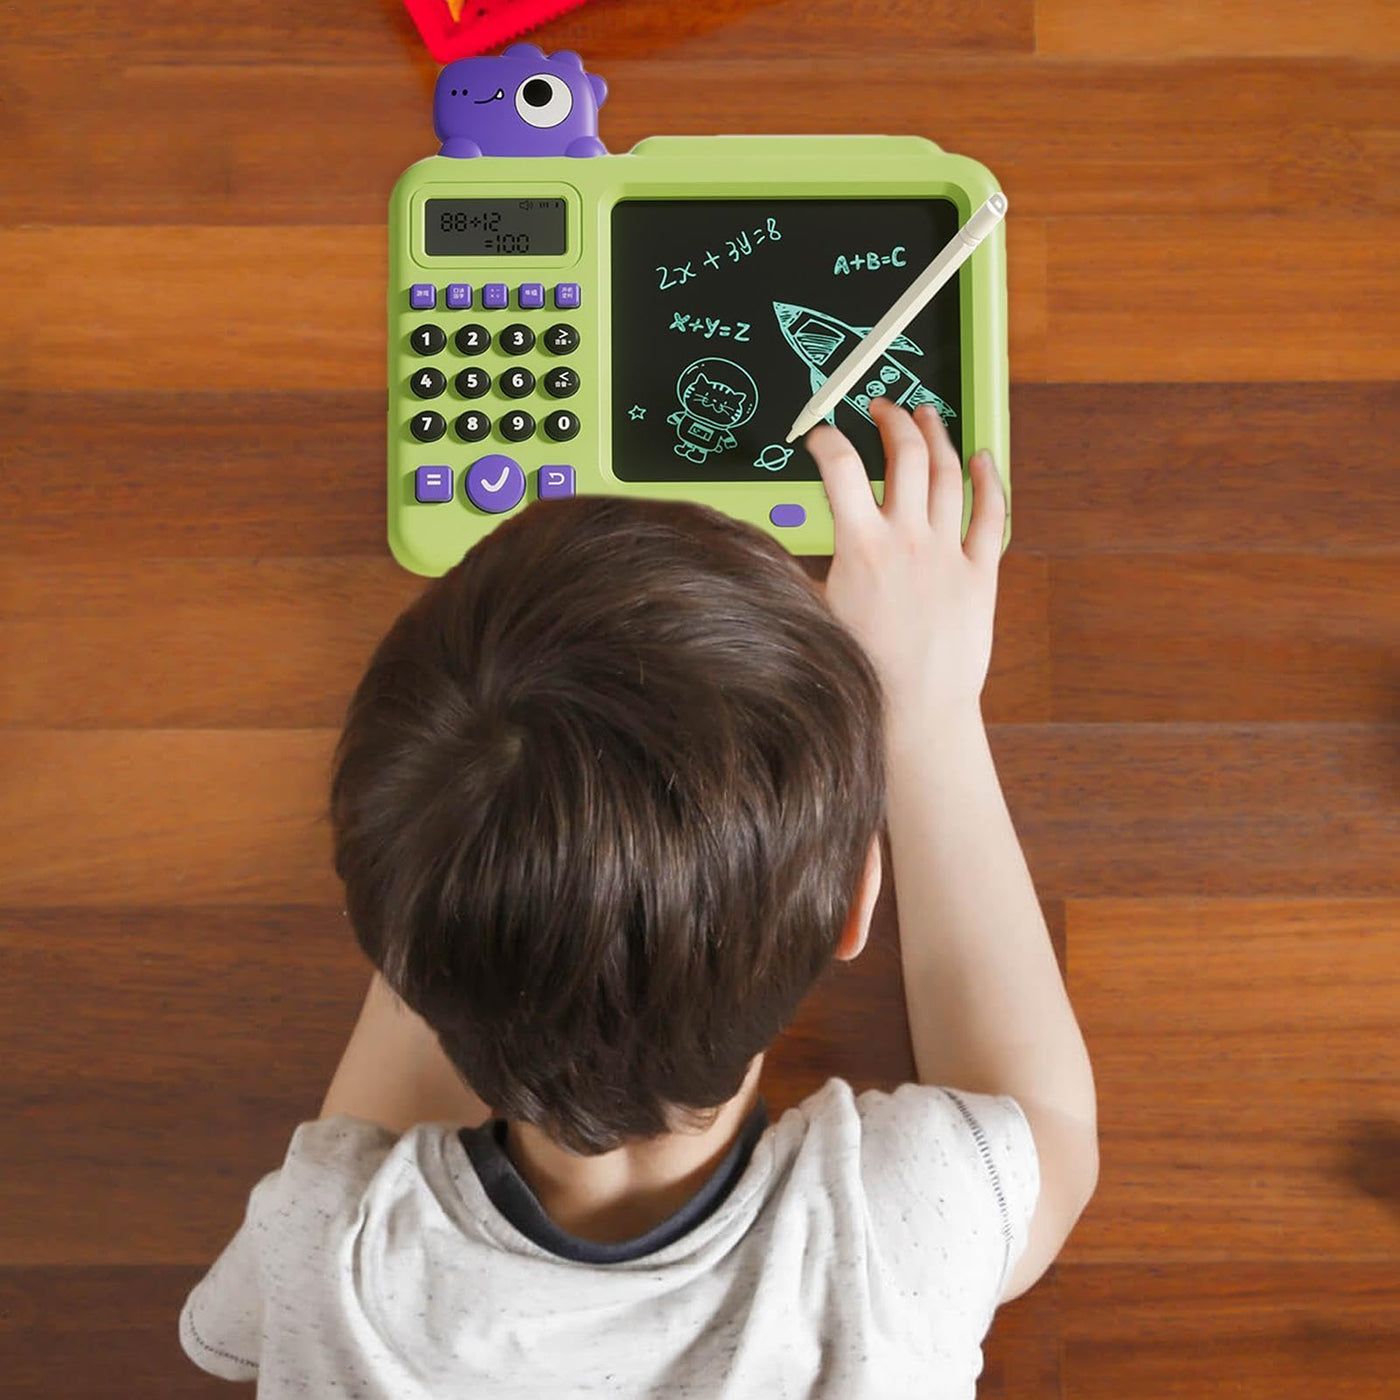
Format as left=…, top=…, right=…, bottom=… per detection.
left=0, top=1266, right=237, bottom=1398
left=8, top=1261, right=1396, bottom=1399
left=6, top=386, right=1396, bottom=560
left=1048, top=555, right=1400, bottom=722
left=1047, top=215, right=1400, bottom=381
left=0, top=1259, right=1061, bottom=1399
left=0, top=0, right=418, bottom=60
left=0, top=879, right=1055, bottom=1259
left=1011, top=383, right=1400, bottom=555
left=5, top=213, right=1391, bottom=389
left=1065, top=898, right=1400, bottom=1261
left=0, top=905, right=371, bottom=1262
left=2, top=57, right=1395, bottom=224
left=3, top=726, right=1398, bottom=906
left=982, top=1271, right=1064, bottom=1400
left=1037, top=0, right=1400, bottom=58
left=994, top=725, right=1400, bottom=897
left=0, top=0, right=1032, bottom=62
left=547, top=0, right=1036, bottom=57
left=0, top=219, right=1045, bottom=389
left=0, top=227, right=384, bottom=392
left=0, top=546, right=1047, bottom=734
left=1057, top=1264, right=1400, bottom=1399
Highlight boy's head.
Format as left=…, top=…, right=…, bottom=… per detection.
left=327, top=494, right=886, bottom=1156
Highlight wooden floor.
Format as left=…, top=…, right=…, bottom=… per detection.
left=2, top=1, right=1398, bottom=1394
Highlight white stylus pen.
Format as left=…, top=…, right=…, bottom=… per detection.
left=784, top=190, right=1008, bottom=443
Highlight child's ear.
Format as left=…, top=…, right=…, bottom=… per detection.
left=835, top=836, right=882, bottom=962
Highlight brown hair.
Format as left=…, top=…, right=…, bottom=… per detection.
left=326, top=494, right=886, bottom=1155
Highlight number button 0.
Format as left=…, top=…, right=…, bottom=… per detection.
left=455, top=410, right=491, bottom=442
left=500, top=410, right=535, bottom=442
left=544, top=323, right=580, bottom=355
left=410, top=410, right=446, bottom=442
left=455, top=366, right=491, bottom=398
left=410, top=323, right=446, bottom=355
left=543, top=410, right=580, bottom=442
left=499, top=366, right=535, bottom=398
left=543, top=366, right=579, bottom=398
left=410, top=367, right=447, bottom=399
left=455, top=323, right=491, bottom=355
left=500, top=323, right=536, bottom=355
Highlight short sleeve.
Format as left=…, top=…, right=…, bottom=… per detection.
left=177, top=1115, right=399, bottom=1382
left=854, top=1082, right=1041, bottom=1323
left=178, top=1168, right=279, bottom=1381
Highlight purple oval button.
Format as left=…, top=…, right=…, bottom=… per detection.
left=465, top=454, right=525, bottom=514
left=769, top=503, right=806, bottom=528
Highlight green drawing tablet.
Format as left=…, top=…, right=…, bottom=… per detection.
left=388, top=134, right=1010, bottom=576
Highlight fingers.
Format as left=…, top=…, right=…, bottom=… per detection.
left=964, top=449, right=1007, bottom=568
left=912, top=405, right=967, bottom=542
left=803, top=420, right=881, bottom=547
left=807, top=399, right=1005, bottom=566
left=868, top=396, right=929, bottom=526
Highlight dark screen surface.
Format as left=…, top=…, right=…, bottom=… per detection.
left=609, top=197, right=962, bottom=483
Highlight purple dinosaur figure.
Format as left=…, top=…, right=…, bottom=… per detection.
left=433, top=43, right=608, bottom=159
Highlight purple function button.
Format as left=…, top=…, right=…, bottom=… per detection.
left=538, top=464, right=575, bottom=500
left=554, top=282, right=581, bottom=309
left=769, top=503, right=806, bottom=528
left=465, top=454, right=526, bottom=513
left=414, top=465, right=453, bottom=503
left=519, top=282, right=545, bottom=309
left=446, top=283, right=473, bottom=310
left=482, top=282, right=509, bottom=310
left=410, top=283, right=437, bottom=310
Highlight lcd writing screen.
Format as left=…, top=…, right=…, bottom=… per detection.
left=609, top=197, right=963, bottom=483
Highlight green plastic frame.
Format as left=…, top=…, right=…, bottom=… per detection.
left=388, top=134, right=1010, bottom=577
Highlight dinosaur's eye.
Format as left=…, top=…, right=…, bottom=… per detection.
left=515, top=73, right=573, bottom=129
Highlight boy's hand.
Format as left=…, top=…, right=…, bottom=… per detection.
left=804, top=397, right=1006, bottom=718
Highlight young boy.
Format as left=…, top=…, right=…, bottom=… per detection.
left=179, top=399, right=1099, bottom=1396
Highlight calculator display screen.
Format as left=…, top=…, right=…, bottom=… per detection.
left=424, top=198, right=567, bottom=257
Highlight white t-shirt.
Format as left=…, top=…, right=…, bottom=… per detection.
left=179, top=1077, right=1039, bottom=1398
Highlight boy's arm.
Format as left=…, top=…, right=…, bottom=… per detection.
left=886, top=704, right=1099, bottom=1302
left=319, top=971, right=495, bottom=1135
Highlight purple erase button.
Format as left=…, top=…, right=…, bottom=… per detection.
left=538, top=464, right=575, bottom=499
left=482, top=283, right=509, bottom=310
left=414, top=465, right=453, bottom=503
left=410, top=283, right=437, bottom=310
left=519, top=282, right=545, bottom=309
left=769, top=503, right=806, bottom=528
left=446, top=283, right=473, bottom=310
left=554, top=282, right=581, bottom=309
left=465, top=454, right=525, bottom=513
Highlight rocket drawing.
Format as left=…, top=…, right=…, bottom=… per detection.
left=771, top=300, right=955, bottom=427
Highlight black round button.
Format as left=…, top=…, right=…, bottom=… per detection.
left=455, top=410, right=491, bottom=442
left=499, top=410, right=535, bottom=442
left=544, top=323, right=580, bottom=355
left=542, top=366, right=579, bottom=398
left=410, top=323, right=446, bottom=355
left=543, top=409, right=580, bottom=442
left=454, top=323, right=491, bottom=355
left=410, top=367, right=447, bottom=399
left=499, top=366, right=535, bottom=398
left=410, top=410, right=446, bottom=442
left=455, top=366, right=491, bottom=398
left=500, top=323, right=536, bottom=355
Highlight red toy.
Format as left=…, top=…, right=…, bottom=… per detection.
left=401, top=0, right=600, bottom=63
